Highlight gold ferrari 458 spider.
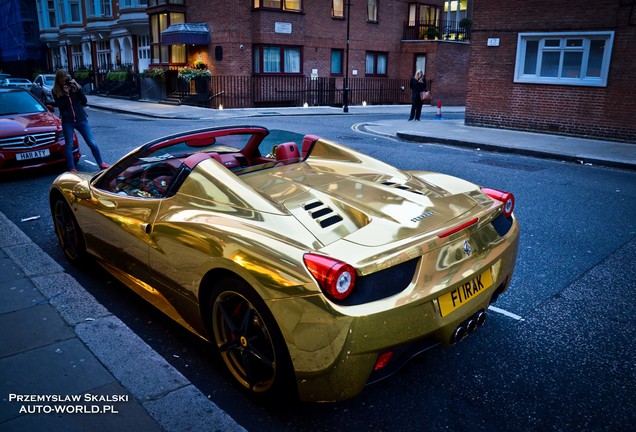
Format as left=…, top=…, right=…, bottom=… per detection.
left=50, top=126, right=519, bottom=402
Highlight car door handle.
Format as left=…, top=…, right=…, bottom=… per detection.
left=141, top=223, right=152, bottom=234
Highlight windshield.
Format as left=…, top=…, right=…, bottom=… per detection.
left=0, top=91, right=46, bottom=115
left=43, top=76, right=55, bottom=86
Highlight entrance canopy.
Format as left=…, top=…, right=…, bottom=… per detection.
left=161, top=23, right=210, bottom=45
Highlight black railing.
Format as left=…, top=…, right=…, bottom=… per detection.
left=89, top=74, right=415, bottom=108
left=402, top=19, right=471, bottom=41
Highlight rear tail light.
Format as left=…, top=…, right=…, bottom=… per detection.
left=374, top=351, right=394, bottom=371
left=303, top=253, right=356, bottom=301
left=481, top=187, right=515, bottom=217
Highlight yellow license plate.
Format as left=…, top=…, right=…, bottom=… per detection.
left=438, top=268, right=493, bottom=317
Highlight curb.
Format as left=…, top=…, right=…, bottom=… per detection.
left=396, top=132, right=636, bottom=171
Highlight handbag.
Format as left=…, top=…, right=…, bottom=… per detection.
left=420, top=91, right=431, bottom=102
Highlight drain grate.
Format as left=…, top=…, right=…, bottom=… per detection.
left=475, top=158, right=544, bottom=172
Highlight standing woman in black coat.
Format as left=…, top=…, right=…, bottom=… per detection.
left=52, top=69, right=108, bottom=173
left=408, top=70, right=427, bottom=121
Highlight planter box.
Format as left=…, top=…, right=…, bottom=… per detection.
left=140, top=77, right=166, bottom=101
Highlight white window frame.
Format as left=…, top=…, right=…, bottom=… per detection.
left=514, top=31, right=614, bottom=87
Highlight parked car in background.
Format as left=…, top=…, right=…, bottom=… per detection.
left=31, top=74, right=56, bottom=104
left=0, top=77, right=34, bottom=92
left=0, top=88, right=79, bottom=172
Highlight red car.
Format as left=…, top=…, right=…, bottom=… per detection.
left=0, top=88, right=79, bottom=172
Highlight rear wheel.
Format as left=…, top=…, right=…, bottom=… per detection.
left=52, top=195, right=85, bottom=262
left=209, top=277, right=295, bottom=400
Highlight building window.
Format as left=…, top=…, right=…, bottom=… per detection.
left=86, top=0, right=96, bottom=17
left=415, top=54, right=426, bottom=75
left=254, top=45, right=302, bottom=74
left=331, top=49, right=343, bottom=75
left=149, top=12, right=185, bottom=65
left=514, top=32, right=614, bottom=87
left=96, top=40, right=111, bottom=70
left=254, top=0, right=302, bottom=12
left=408, top=3, right=440, bottom=26
left=137, top=35, right=150, bottom=60
left=332, top=0, right=344, bottom=18
left=71, top=44, right=83, bottom=69
left=101, top=0, right=112, bottom=16
left=365, top=51, right=387, bottom=76
left=68, top=0, right=82, bottom=22
left=367, top=0, right=378, bottom=22
left=46, top=0, right=57, bottom=27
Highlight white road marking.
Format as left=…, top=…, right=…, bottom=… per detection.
left=488, top=305, right=525, bottom=321
left=84, top=159, right=97, bottom=166
left=351, top=122, right=402, bottom=142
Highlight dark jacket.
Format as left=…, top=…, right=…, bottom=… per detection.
left=410, top=77, right=427, bottom=99
left=54, top=88, right=88, bottom=124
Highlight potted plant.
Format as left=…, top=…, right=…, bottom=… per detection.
left=178, top=65, right=211, bottom=83
left=142, top=66, right=166, bottom=79
left=425, top=27, right=440, bottom=40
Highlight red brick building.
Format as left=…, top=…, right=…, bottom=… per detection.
left=153, top=0, right=473, bottom=106
left=465, top=0, right=636, bottom=143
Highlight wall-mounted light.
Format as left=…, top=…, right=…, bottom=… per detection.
left=303, top=102, right=308, bottom=108
left=362, top=101, right=367, bottom=106
left=239, top=44, right=244, bottom=50
left=218, top=104, right=223, bottom=110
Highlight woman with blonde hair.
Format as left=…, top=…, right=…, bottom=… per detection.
left=408, top=69, right=427, bottom=121
left=52, top=69, right=108, bottom=172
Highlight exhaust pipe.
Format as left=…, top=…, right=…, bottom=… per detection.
left=476, top=310, right=487, bottom=327
left=451, top=310, right=487, bottom=345
left=466, top=318, right=477, bottom=333
left=451, top=325, right=467, bottom=344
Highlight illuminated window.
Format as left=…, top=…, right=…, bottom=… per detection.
left=254, top=0, right=302, bottom=12
left=332, top=0, right=344, bottom=18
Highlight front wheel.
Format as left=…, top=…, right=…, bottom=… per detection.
left=52, top=195, right=86, bottom=262
left=209, top=277, right=295, bottom=400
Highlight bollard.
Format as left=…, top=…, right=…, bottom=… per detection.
left=435, top=100, right=443, bottom=119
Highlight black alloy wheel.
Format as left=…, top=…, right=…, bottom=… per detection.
left=52, top=195, right=85, bottom=262
left=210, top=277, right=294, bottom=399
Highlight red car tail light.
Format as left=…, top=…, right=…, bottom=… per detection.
left=374, top=351, right=394, bottom=371
left=481, top=187, right=515, bottom=217
left=303, top=253, right=356, bottom=301
left=438, top=217, right=479, bottom=238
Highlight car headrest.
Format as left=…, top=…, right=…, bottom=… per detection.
left=301, top=134, right=321, bottom=158
left=275, top=142, right=301, bottom=161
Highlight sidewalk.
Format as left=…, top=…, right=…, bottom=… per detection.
left=0, top=212, right=246, bottom=432
left=88, top=95, right=636, bottom=171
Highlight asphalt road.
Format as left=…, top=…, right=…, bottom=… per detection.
left=1, top=108, right=635, bottom=431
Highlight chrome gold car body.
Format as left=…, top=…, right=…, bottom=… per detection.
left=49, top=126, right=519, bottom=402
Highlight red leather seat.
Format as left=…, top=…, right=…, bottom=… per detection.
left=275, top=142, right=301, bottom=162
left=301, top=134, right=321, bottom=159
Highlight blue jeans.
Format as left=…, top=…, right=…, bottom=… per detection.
left=63, top=119, right=103, bottom=170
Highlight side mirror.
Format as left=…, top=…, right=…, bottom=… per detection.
left=46, top=104, right=55, bottom=113
left=72, top=182, right=92, bottom=200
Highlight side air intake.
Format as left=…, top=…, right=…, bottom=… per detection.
left=303, top=200, right=343, bottom=228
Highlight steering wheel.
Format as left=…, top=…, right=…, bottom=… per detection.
left=140, top=162, right=177, bottom=197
